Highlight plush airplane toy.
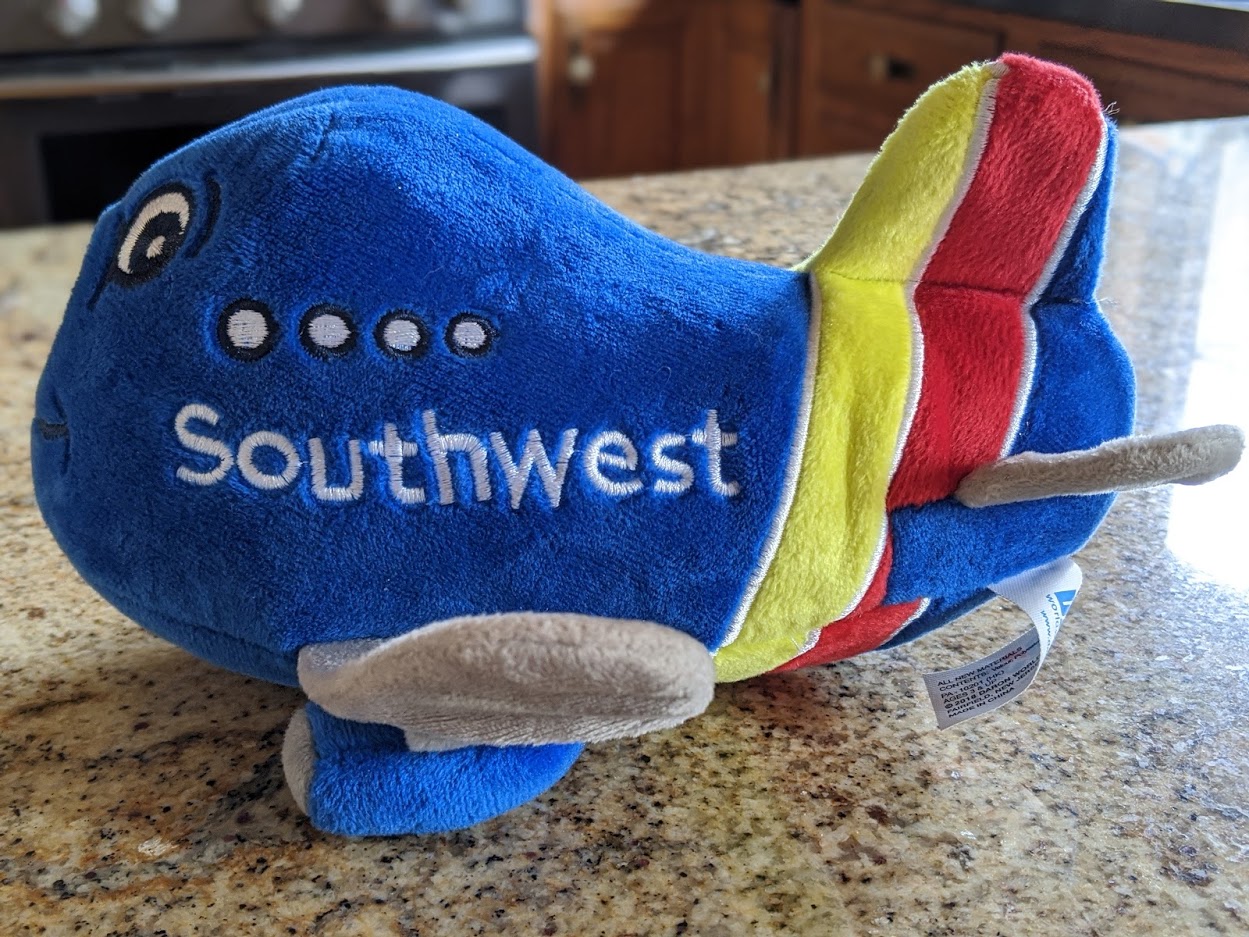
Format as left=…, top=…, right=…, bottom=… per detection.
left=31, top=54, right=1242, bottom=836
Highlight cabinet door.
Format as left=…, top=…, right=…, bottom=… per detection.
left=797, top=3, right=1000, bottom=155
left=546, top=1, right=701, bottom=177
left=543, top=0, right=795, bottom=178
left=702, top=0, right=799, bottom=167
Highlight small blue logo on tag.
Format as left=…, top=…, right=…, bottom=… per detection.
left=1055, top=589, right=1077, bottom=617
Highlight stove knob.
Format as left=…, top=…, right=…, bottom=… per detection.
left=254, top=0, right=303, bottom=27
left=375, top=0, right=431, bottom=26
left=129, top=0, right=179, bottom=34
left=46, top=0, right=100, bottom=38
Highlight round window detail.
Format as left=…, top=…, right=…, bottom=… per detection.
left=217, top=300, right=278, bottom=362
left=446, top=313, right=496, bottom=357
left=375, top=311, right=429, bottom=359
left=300, top=305, right=358, bottom=358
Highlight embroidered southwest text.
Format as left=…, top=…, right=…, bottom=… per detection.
left=173, top=403, right=744, bottom=508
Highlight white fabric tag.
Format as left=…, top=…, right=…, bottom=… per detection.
left=923, top=557, right=1082, bottom=729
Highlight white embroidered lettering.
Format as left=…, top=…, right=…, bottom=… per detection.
left=650, top=433, right=694, bottom=495
left=238, top=431, right=301, bottom=490
left=585, top=431, right=644, bottom=498
left=367, top=423, right=425, bottom=505
left=423, top=410, right=491, bottom=505
left=172, top=406, right=748, bottom=507
left=690, top=410, right=741, bottom=498
left=489, top=429, right=578, bottom=509
left=309, top=437, right=364, bottom=502
left=174, top=403, right=233, bottom=486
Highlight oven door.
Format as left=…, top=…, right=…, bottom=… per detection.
left=0, top=35, right=536, bottom=228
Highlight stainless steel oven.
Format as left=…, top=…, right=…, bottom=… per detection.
left=0, top=1, right=536, bottom=228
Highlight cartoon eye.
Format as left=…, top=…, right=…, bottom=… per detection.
left=375, top=311, right=429, bottom=359
left=300, top=305, right=358, bottom=358
left=446, top=313, right=497, bottom=357
left=217, top=300, right=278, bottom=362
left=115, top=184, right=194, bottom=283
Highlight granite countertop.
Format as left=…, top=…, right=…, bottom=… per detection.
left=2, top=119, right=1248, bottom=936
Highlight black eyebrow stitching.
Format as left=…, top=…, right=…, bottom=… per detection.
left=86, top=196, right=124, bottom=309
left=185, top=173, right=220, bottom=258
left=86, top=265, right=109, bottom=310
left=311, top=112, right=340, bottom=163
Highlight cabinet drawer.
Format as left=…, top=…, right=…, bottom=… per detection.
left=798, top=4, right=1000, bottom=155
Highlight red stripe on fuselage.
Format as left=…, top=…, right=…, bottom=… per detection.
left=775, top=596, right=923, bottom=671
left=773, top=534, right=902, bottom=668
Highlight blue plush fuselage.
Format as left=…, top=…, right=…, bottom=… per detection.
left=31, top=87, right=810, bottom=685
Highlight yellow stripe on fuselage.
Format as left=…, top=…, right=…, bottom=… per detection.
left=713, top=62, right=1000, bottom=682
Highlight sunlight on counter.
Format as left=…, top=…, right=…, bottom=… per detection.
left=1166, top=136, right=1249, bottom=593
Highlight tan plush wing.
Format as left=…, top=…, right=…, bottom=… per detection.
left=298, top=613, right=716, bottom=748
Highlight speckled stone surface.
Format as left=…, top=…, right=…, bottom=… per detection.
left=2, top=120, right=1247, bottom=936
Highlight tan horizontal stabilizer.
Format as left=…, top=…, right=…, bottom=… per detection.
left=955, top=424, right=1245, bottom=508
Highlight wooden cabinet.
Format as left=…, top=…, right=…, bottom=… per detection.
left=714, top=0, right=800, bottom=165
left=816, top=0, right=1249, bottom=139
left=1005, top=28, right=1249, bottom=125
left=797, top=4, right=998, bottom=155
left=537, top=0, right=796, bottom=178
left=540, top=2, right=700, bottom=177
left=535, top=0, right=1249, bottom=178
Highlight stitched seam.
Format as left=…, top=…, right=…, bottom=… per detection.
left=822, top=271, right=1110, bottom=304
left=310, top=112, right=341, bottom=163
left=101, top=592, right=293, bottom=663
left=717, top=272, right=822, bottom=651
left=879, top=597, right=931, bottom=648
left=801, top=67, right=1003, bottom=653
left=822, top=271, right=1038, bottom=298
left=1000, top=117, right=1109, bottom=458
left=833, top=68, right=1004, bottom=627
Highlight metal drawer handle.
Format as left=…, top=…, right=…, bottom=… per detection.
left=567, top=50, right=595, bottom=87
left=868, top=53, right=916, bottom=83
